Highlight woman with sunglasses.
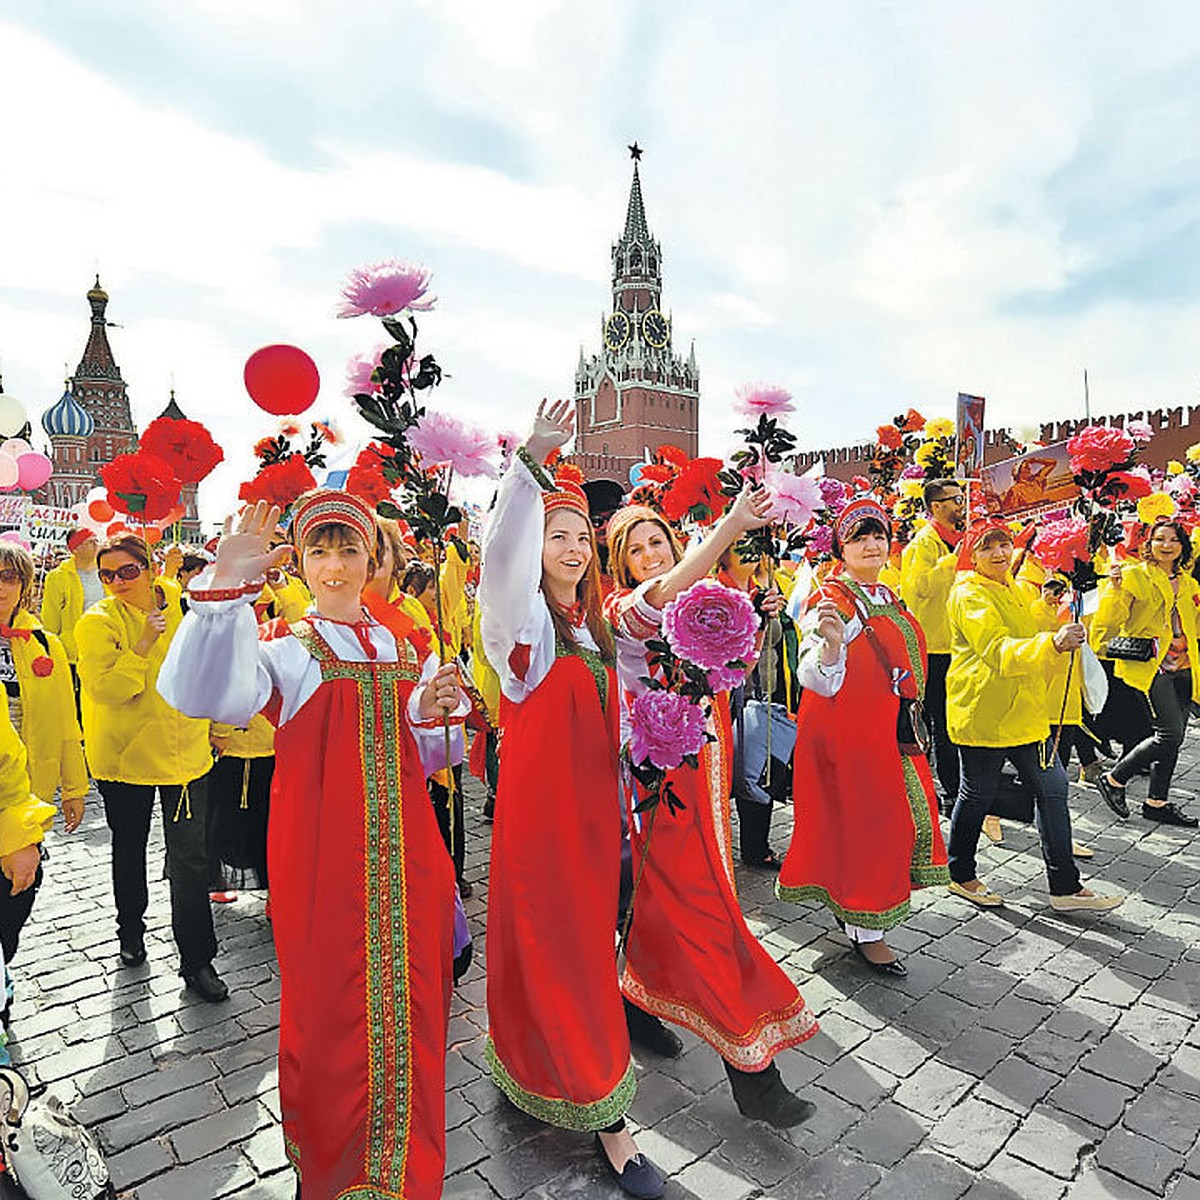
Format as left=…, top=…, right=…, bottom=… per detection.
left=76, top=534, right=226, bottom=1002
left=0, top=541, right=87, bottom=1024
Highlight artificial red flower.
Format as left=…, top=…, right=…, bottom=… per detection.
left=1104, top=468, right=1153, bottom=501
left=876, top=425, right=904, bottom=451
left=1067, top=425, right=1135, bottom=475
left=31, top=656, right=53, bottom=677
left=238, top=454, right=317, bottom=509
left=554, top=462, right=585, bottom=486
left=640, top=464, right=674, bottom=485
left=346, top=445, right=397, bottom=506
left=660, top=457, right=725, bottom=523
left=544, top=448, right=562, bottom=469
left=101, top=452, right=182, bottom=522
left=901, top=408, right=926, bottom=433
left=253, top=437, right=276, bottom=459
left=656, top=445, right=689, bottom=470
left=1035, top=516, right=1091, bottom=574
left=138, top=416, right=224, bottom=484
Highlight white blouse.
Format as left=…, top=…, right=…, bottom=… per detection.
left=157, top=581, right=468, bottom=774
left=479, top=457, right=601, bottom=704
left=796, top=581, right=901, bottom=699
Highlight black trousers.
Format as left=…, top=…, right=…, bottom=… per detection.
left=736, top=794, right=775, bottom=865
left=428, top=765, right=465, bottom=883
left=0, top=862, right=43, bottom=968
left=1111, top=670, right=1192, bottom=800
left=98, top=776, right=218, bottom=973
left=925, top=653, right=960, bottom=801
left=208, top=755, right=273, bottom=889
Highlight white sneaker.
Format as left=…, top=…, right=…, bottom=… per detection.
left=1049, top=890, right=1124, bottom=913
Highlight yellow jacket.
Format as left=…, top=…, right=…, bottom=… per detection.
left=1029, top=597, right=1083, bottom=727
left=210, top=715, right=276, bottom=759
left=438, top=543, right=470, bottom=659
left=900, top=522, right=958, bottom=654
left=5, top=611, right=88, bottom=802
left=76, top=595, right=213, bottom=785
left=262, top=574, right=312, bottom=624
left=946, top=572, right=1060, bottom=747
left=1091, top=561, right=1200, bottom=701
left=40, top=558, right=93, bottom=662
left=0, top=704, right=56, bottom=859
left=471, top=604, right=501, bottom=724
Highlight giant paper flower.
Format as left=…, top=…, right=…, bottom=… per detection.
left=337, top=260, right=435, bottom=318
left=101, top=452, right=182, bottom=522
left=1138, top=492, right=1177, bottom=524
left=807, top=524, right=834, bottom=559
left=764, top=467, right=822, bottom=527
left=876, top=424, right=904, bottom=451
left=734, top=383, right=795, bottom=418
left=1035, top=516, right=1091, bottom=574
left=663, top=578, right=759, bottom=672
left=818, top=477, right=848, bottom=514
left=238, top=454, right=317, bottom=509
left=901, top=409, right=926, bottom=433
left=1067, top=425, right=1134, bottom=475
left=660, top=457, right=726, bottom=523
left=629, top=689, right=707, bottom=771
left=344, top=345, right=390, bottom=397
left=1187, top=443, right=1200, bottom=465
left=1104, top=467, right=1153, bottom=502
left=138, top=417, right=224, bottom=485
left=1126, top=419, right=1154, bottom=446
left=408, top=410, right=497, bottom=478
left=925, top=417, right=955, bottom=440
left=346, top=444, right=398, bottom=506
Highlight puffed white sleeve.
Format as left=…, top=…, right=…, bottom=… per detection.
left=479, top=457, right=557, bottom=702
left=406, top=652, right=471, bottom=775
left=794, top=608, right=861, bottom=699
left=158, top=591, right=274, bottom=726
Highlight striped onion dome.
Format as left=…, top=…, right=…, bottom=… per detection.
left=42, top=388, right=95, bottom=438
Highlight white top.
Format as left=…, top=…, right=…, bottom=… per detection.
left=479, top=457, right=601, bottom=703
left=157, top=579, right=468, bottom=774
left=79, top=567, right=104, bottom=610
left=795, top=580, right=900, bottom=699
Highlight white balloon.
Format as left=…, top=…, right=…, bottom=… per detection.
left=0, top=396, right=27, bottom=439
left=0, top=452, right=18, bottom=489
left=1, top=439, right=31, bottom=459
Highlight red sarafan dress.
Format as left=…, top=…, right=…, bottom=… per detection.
left=608, top=586, right=817, bottom=1071
left=158, top=603, right=457, bottom=1200
left=778, top=576, right=949, bottom=926
left=479, top=458, right=634, bottom=1130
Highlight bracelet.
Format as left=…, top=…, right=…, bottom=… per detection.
left=515, top=446, right=556, bottom=492
left=188, top=579, right=264, bottom=603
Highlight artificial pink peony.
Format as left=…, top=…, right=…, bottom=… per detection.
left=343, top=345, right=389, bottom=397
left=734, top=383, right=795, bottom=418
left=1067, top=425, right=1134, bottom=475
left=1035, top=516, right=1091, bottom=574
left=337, top=260, right=435, bottom=318
left=818, top=477, right=847, bottom=514
left=707, top=663, right=748, bottom=692
left=629, top=689, right=708, bottom=771
left=764, top=467, right=822, bottom=528
left=496, top=430, right=522, bottom=473
left=807, top=524, right=834, bottom=559
left=408, top=410, right=497, bottom=478
left=663, top=578, right=759, bottom=672
left=1126, top=419, right=1154, bottom=445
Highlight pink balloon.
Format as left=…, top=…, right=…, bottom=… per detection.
left=0, top=453, right=18, bottom=490
left=1, top=439, right=31, bottom=459
left=16, top=453, right=52, bottom=491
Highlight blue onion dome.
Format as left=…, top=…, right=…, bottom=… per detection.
left=42, top=388, right=95, bottom=438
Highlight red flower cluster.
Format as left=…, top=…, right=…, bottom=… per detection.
left=139, top=417, right=224, bottom=484
left=238, top=454, right=317, bottom=508
left=901, top=409, right=926, bottom=433
left=660, top=457, right=726, bottom=523
left=1035, top=516, right=1091, bottom=574
left=1067, top=425, right=1135, bottom=475
left=1104, top=470, right=1153, bottom=502
left=346, top=445, right=397, bottom=506
left=876, top=424, right=904, bottom=451
left=101, top=452, right=182, bottom=522
left=554, top=462, right=585, bottom=486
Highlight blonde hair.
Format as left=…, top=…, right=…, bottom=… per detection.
left=0, top=543, right=35, bottom=615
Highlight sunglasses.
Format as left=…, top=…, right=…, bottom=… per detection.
left=0, top=568, right=23, bottom=586
left=98, top=564, right=145, bottom=584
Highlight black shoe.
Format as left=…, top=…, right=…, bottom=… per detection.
left=1143, top=801, right=1199, bottom=828
left=183, top=964, right=229, bottom=1003
left=741, top=851, right=782, bottom=872
left=724, top=1060, right=816, bottom=1128
left=623, top=998, right=683, bottom=1058
left=850, top=940, right=907, bottom=978
left=594, top=1134, right=664, bottom=1199
left=119, top=939, right=147, bottom=967
left=1096, top=775, right=1130, bottom=819
left=458, top=879, right=474, bottom=899
left=483, top=795, right=495, bottom=822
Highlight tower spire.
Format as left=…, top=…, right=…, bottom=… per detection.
left=623, top=145, right=650, bottom=243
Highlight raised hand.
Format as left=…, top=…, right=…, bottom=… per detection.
left=728, top=484, right=773, bottom=534
left=212, top=501, right=291, bottom=589
left=814, top=598, right=845, bottom=663
left=525, top=399, right=575, bottom=464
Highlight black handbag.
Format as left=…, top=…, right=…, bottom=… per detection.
left=1105, top=636, right=1156, bottom=662
left=896, top=696, right=932, bottom=758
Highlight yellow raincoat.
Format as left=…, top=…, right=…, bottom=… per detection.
left=0, top=705, right=55, bottom=860
left=900, top=522, right=958, bottom=654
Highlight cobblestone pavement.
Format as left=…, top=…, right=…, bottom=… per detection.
left=11, top=744, right=1200, bottom=1200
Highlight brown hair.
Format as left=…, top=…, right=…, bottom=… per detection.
left=542, top=510, right=614, bottom=663
left=606, top=506, right=684, bottom=591
left=97, top=534, right=150, bottom=571
left=375, top=517, right=409, bottom=586
left=1142, top=519, right=1193, bottom=570
left=0, top=543, right=35, bottom=615
left=832, top=516, right=891, bottom=560
left=401, top=560, right=435, bottom=597
left=299, top=522, right=376, bottom=582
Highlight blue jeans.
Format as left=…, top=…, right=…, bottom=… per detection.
left=949, top=742, right=1081, bottom=897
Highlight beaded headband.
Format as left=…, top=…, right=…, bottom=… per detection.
left=292, top=489, right=377, bottom=550
left=543, top=482, right=589, bottom=518
left=835, top=496, right=890, bottom=545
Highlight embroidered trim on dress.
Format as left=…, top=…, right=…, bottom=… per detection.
left=554, top=636, right=610, bottom=711
left=774, top=882, right=912, bottom=931
left=516, top=445, right=556, bottom=491
left=620, top=968, right=817, bottom=1069
left=484, top=1038, right=635, bottom=1131
left=841, top=578, right=927, bottom=696
left=902, top=756, right=949, bottom=888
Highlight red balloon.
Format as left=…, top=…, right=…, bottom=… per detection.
left=244, top=345, right=320, bottom=416
left=89, top=498, right=115, bottom=522
left=143, top=527, right=164, bottom=546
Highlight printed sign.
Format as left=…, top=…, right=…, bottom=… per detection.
left=978, top=441, right=1079, bottom=518
left=955, top=393, right=986, bottom=477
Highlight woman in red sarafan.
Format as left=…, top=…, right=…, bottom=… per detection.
left=479, top=401, right=665, bottom=1199
left=158, top=492, right=465, bottom=1200
left=604, top=492, right=818, bottom=1130
left=778, top=497, right=949, bottom=975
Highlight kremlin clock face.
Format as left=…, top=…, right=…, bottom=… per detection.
left=642, top=309, right=669, bottom=348
left=604, top=311, right=631, bottom=351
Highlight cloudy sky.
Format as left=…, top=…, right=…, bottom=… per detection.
left=2, top=1, right=1199, bottom=522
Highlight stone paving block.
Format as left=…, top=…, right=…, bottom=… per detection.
left=169, top=1099, right=273, bottom=1165
left=1004, top=1105, right=1098, bottom=1178
left=759, top=1147, right=881, bottom=1199
left=866, top=1149, right=974, bottom=1199
left=1064, top=1166, right=1162, bottom=1198
left=107, top=1138, right=176, bottom=1190
left=628, top=1070, right=697, bottom=1125
left=947, top=961, right=1019, bottom=1011
left=1114, top=1005, right=1193, bottom=1059
left=446, top=1124, right=490, bottom=1176
left=894, top=1060, right=976, bottom=1121
left=1047, top=1070, right=1135, bottom=1129
left=840, top=1099, right=928, bottom=1167
left=854, top=1024, right=932, bottom=1079
left=121, top=1054, right=219, bottom=1107
left=817, top=1054, right=899, bottom=1111
left=981, top=1151, right=1069, bottom=1200
left=940, top=1026, right=1014, bottom=1077
left=778, top=1086, right=859, bottom=1157
left=633, top=1110, right=722, bottom=1175
left=980, top=992, right=1055, bottom=1039
left=133, top=1145, right=256, bottom=1199
left=1095, top=1126, right=1184, bottom=1195
left=899, top=992, right=981, bottom=1044
left=226, top=1171, right=298, bottom=1200
left=1122, top=1083, right=1200, bottom=1153
left=710, top=1126, right=809, bottom=1189
left=928, top=1096, right=1021, bottom=1170
left=977, top=1055, right=1060, bottom=1114
left=98, top=1082, right=226, bottom=1153
left=1081, top=1034, right=1165, bottom=1089
left=475, top=1130, right=575, bottom=1199
left=802, top=1012, right=872, bottom=1064
left=675, top=1156, right=758, bottom=1200
left=241, top=1125, right=289, bottom=1176
left=1021, top=1029, right=1099, bottom=1076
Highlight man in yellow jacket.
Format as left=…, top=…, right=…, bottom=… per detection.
left=900, top=478, right=965, bottom=810
left=40, top=528, right=105, bottom=669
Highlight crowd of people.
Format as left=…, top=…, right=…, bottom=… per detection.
left=0, top=405, right=1195, bottom=1200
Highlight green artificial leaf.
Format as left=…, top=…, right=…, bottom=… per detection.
left=377, top=500, right=404, bottom=520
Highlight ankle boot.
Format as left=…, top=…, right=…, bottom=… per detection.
left=724, top=1059, right=816, bottom=1128
left=624, top=998, right=683, bottom=1058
